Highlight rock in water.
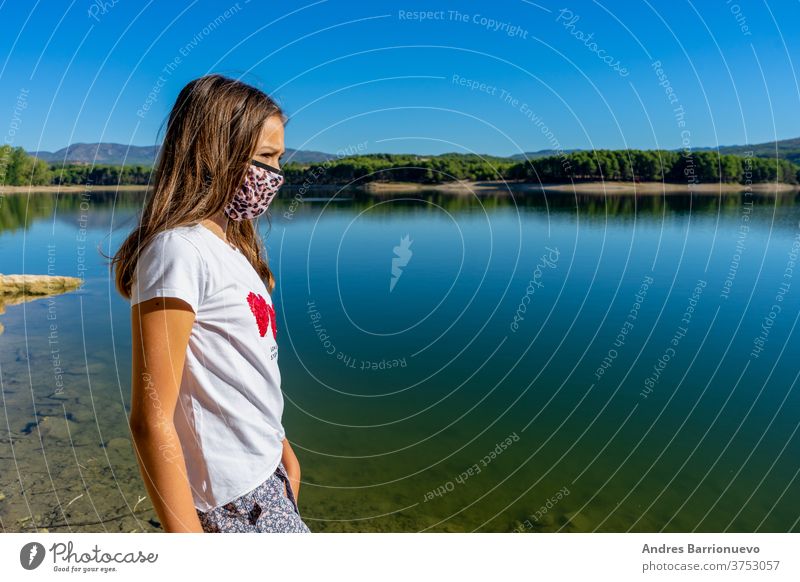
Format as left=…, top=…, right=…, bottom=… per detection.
left=0, top=274, right=83, bottom=296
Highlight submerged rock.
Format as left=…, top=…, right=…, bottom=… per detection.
left=102, top=437, right=132, bottom=456
left=0, top=274, right=84, bottom=335
left=38, top=415, right=75, bottom=441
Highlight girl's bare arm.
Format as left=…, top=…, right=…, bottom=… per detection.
left=281, top=437, right=301, bottom=503
left=129, top=297, right=204, bottom=533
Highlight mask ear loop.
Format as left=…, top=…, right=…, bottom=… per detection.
left=251, top=158, right=283, bottom=175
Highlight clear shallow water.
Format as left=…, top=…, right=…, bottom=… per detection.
left=0, top=188, right=798, bottom=532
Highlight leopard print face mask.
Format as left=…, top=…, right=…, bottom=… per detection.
left=224, top=159, right=284, bottom=221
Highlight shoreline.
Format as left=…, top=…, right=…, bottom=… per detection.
left=361, top=180, right=800, bottom=195
left=1, top=180, right=797, bottom=195
left=0, top=184, right=151, bottom=193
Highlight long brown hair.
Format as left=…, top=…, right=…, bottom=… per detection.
left=110, top=74, right=287, bottom=299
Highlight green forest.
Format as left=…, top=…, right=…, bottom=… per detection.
left=283, top=150, right=799, bottom=185
left=0, top=145, right=151, bottom=186
left=2, top=144, right=799, bottom=188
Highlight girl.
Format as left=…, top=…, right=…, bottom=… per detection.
left=111, top=74, right=310, bottom=533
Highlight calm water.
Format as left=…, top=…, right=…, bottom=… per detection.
left=1, top=187, right=799, bottom=532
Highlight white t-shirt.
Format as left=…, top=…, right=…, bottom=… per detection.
left=130, top=222, right=285, bottom=512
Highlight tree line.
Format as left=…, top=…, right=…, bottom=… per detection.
left=1, top=145, right=798, bottom=187
left=505, top=149, right=799, bottom=184
left=284, top=150, right=799, bottom=185
left=0, top=145, right=152, bottom=186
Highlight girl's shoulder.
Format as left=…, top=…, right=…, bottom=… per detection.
left=138, top=224, right=208, bottom=269
left=148, top=223, right=206, bottom=251
left=132, top=224, right=210, bottom=311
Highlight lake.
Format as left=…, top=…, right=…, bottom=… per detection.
left=1, top=186, right=799, bottom=532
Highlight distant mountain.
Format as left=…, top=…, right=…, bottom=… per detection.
left=27, top=142, right=336, bottom=166
left=507, top=148, right=582, bottom=161
left=29, top=143, right=160, bottom=166
left=27, top=138, right=800, bottom=167
left=713, top=138, right=800, bottom=165
left=508, top=138, right=800, bottom=164
left=284, top=149, right=337, bottom=164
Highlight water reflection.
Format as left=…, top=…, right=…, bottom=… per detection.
left=2, top=187, right=799, bottom=235
left=0, top=187, right=798, bottom=533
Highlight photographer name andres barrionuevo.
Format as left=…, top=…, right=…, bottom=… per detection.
left=642, top=542, right=760, bottom=554
left=47, top=541, right=158, bottom=573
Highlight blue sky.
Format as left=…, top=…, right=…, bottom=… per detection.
left=1, top=0, right=799, bottom=157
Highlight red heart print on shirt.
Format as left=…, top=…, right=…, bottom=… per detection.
left=246, top=291, right=277, bottom=340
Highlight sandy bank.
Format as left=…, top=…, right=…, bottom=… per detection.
left=362, top=180, right=799, bottom=195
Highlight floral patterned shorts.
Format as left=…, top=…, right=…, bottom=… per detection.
left=196, top=461, right=311, bottom=533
